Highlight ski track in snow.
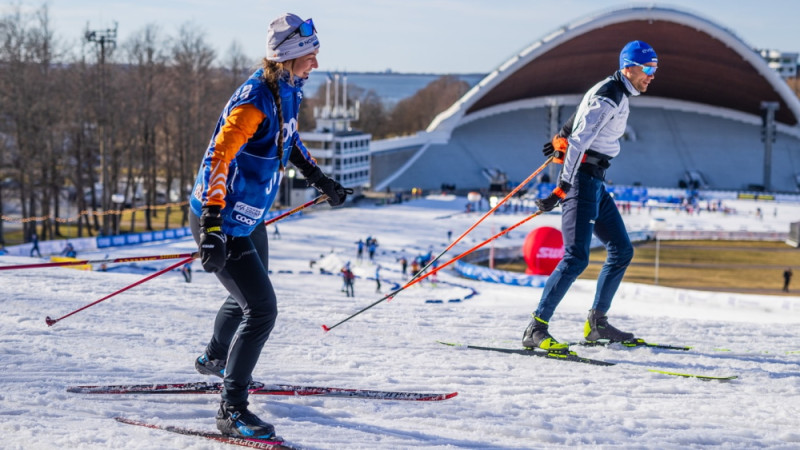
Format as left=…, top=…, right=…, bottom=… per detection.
left=2, top=196, right=800, bottom=449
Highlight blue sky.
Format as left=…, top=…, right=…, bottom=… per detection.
left=8, top=0, right=800, bottom=73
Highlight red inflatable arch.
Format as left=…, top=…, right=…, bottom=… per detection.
left=522, top=227, right=564, bottom=275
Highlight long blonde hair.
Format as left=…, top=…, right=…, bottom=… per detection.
left=261, top=58, right=285, bottom=170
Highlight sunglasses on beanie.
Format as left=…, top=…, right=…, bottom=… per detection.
left=275, top=18, right=316, bottom=49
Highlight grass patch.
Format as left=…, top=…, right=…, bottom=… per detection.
left=492, top=240, right=800, bottom=295
left=1, top=208, right=189, bottom=246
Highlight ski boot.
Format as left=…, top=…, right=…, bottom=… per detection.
left=583, top=309, right=634, bottom=343
left=216, top=400, right=276, bottom=439
left=522, top=316, right=570, bottom=352
left=195, top=353, right=226, bottom=378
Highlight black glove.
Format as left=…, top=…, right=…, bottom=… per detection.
left=542, top=135, right=568, bottom=163
left=535, top=181, right=571, bottom=212
left=542, top=141, right=555, bottom=158
left=199, top=205, right=227, bottom=273
left=306, top=166, right=348, bottom=207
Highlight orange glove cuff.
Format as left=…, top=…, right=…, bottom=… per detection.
left=552, top=135, right=568, bottom=152
left=553, top=187, right=567, bottom=199
left=552, top=135, right=567, bottom=164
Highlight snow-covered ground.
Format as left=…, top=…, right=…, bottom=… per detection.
left=1, top=196, right=799, bottom=449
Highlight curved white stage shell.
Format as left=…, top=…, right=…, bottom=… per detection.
left=372, top=6, right=800, bottom=193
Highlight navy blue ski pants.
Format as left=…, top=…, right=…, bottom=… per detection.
left=190, top=214, right=277, bottom=406
left=535, top=171, right=633, bottom=321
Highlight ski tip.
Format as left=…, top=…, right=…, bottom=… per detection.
left=321, top=324, right=330, bottom=332
left=647, top=368, right=738, bottom=381
left=45, top=316, right=56, bottom=327
left=114, top=417, right=142, bottom=426
left=445, top=392, right=459, bottom=399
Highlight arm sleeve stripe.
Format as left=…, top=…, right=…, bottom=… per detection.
left=205, top=104, right=267, bottom=207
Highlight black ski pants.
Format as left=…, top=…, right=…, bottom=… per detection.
left=190, top=214, right=277, bottom=406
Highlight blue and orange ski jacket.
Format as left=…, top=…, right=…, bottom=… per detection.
left=189, top=68, right=317, bottom=237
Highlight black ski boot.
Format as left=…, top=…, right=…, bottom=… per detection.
left=522, top=316, right=570, bottom=351
left=216, top=400, right=275, bottom=439
left=195, top=353, right=226, bottom=379
left=583, top=309, right=634, bottom=343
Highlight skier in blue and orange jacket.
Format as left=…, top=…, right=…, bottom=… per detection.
left=188, top=13, right=347, bottom=440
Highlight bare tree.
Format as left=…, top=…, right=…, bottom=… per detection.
left=0, top=5, right=54, bottom=241
left=27, top=6, right=70, bottom=240
left=352, top=89, right=389, bottom=137
left=387, top=75, right=469, bottom=138
left=222, top=40, right=254, bottom=92
left=163, top=22, right=217, bottom=229
left=121, top=24, right=167, bottom=231
left=61, top=52, right=99, bottom=238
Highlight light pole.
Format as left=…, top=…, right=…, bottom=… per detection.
left=489, top=226, right=495, bottom=269
left=650, top=217, right=666, bottom=285
left=467, top=191, right=481, bottom=212
left=760, top=101, right=779, bottom=192
left=283, top=168, right=295, bottom=208
left=654, top=233, right=660, bottom=285
left=85, top=22, right=118, bottom=236
left=111, top=193, right=125, bottom=235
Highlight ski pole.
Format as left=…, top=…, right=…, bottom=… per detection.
left=413, top=155, right=552, bottom=282
left=45, top=255, right=196, bottom=327
left=39, top=193, right=329, bottom=325
left=437, top=156, right=552, bottom=263
left=322, top=210, right=545, bottom=332
left=321, top=156, right=553, bottom=332
left=0, top=252, right=198, bottom=271
left=264, top=194, right=329, bottom=227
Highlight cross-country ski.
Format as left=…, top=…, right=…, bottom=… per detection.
left=69, top=381, right=458, bottom=401
left=115, top=417, right=294, bottom=449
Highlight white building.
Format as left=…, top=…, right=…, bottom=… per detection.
left=300, top=74, right=372, bottom=193
left=759, top=49, right=799, bottom=78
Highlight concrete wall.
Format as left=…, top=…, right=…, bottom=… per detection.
left=371, top=105, right=800, bottom=193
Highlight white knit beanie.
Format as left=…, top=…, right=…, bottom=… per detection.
left=266, top=13, right=320, bottom=62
